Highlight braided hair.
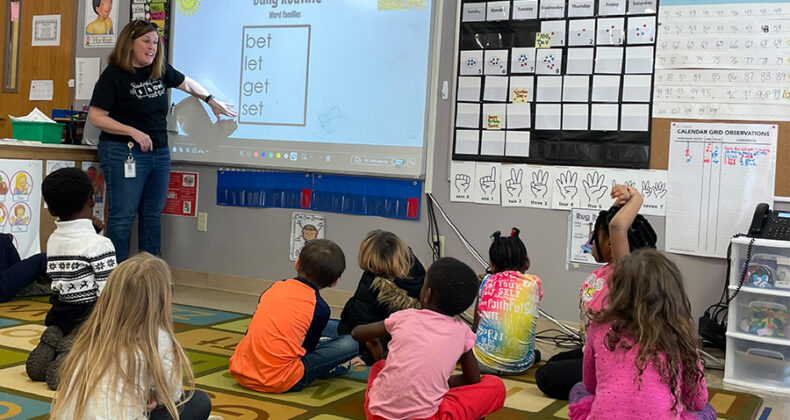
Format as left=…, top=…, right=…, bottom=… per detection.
left=489, top=228, right=529, bottom=273
left=592, top=206, right=657, bottom=255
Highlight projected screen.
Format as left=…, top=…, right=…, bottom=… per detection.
left=169, top=0, right=434, bottom=178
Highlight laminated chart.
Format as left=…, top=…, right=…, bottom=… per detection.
left=654, top=0, right=790, bottom=120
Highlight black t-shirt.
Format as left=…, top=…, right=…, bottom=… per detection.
left=90, top=63, right=185, bottom=149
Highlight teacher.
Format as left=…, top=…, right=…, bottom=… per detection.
left=89, top=20, right=237, bottom=261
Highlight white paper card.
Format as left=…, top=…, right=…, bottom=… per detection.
left=563, top=104, right=589, bottom=130
left=483, top=103, right=507, bottom=130
left=511, top=47, right=536, bottom=74
left=620, top=104, right=649, bottom=131
left=536, top=49, right=563, bottom=75
left=456, top=103, right=481, bottom=128
left=591, top=75, right=621, bottom=102
left=599, top=0, right=626, bottom=16
left=460, top=50, right=483, bottom=75
left=563, top=76, right=590, bottom=102
left=568, top=0, right=595, bottom=17
left=595, top=47, right=624, bottom=74
left=579, top=168, right=612, bottom=210
left=502, top=165, right=529, bottom=207
left=481, top=131, right=506, bottom=155
left=627, top=16, right=656, bottom=45
left=450, top=161, right=476, bottom=202
left=569, top=19, right=595, bottom=46
left=622, top=74, right=652, bottom=102
left=535, top=103, right=562, bottom=130
left=483, top=76, right=509, bottom=102
left=512, top=0, right=539, bottom=20
left=509, top=76, right=534, bottom=102
left=627, top=0, right=657, bottom=15
left=625, top=46, right=654, bottom=74
left=487, top=1, right=510, bottom=21
left=525, top=166, right=554, bottom=208
left=484, top=50, right=509, bottom=75
left=639, top=169, right=667, bottom=216
left=455, top=130, right=480, bottom=154
left=29, top=80, right=54, bottom=101
left=75, top=57, right=101, bottom=100
left=541, top=20, right=567, bottom=47
left=32, top=15, right=60, bottom=47
left=507, top=103, right=532, bottom=128
left=506, top=133, right=531, bottom=157
left=597, top=18, right=625, bottom=45
left=567, top=48, right=594, bottom=74
left=474, top=162, right=502, bottom=205
left=591, top=104, right=619, bottom=130
left=552, top=168, right=583, bottom=209
left=462, top=3, right=487, bottom=22
left=536, top=76, right=563, bottom=102
left=457, top=77, right=482, bottom=102
left=540, top=0, right=566, bottom=18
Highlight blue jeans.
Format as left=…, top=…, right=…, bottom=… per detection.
left=287, top=319, right=359, bottom=392
left=98, top=141, right=170, bottom=262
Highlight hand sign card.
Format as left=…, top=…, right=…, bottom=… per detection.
left=638, top=169, right=668, bottom=216
left=474, top=162, right=502, bottom=205
left=552, top=167, right=583, bottom=209
left=580, top=169, right=610, bottom=210
left=450, top=161, right=477, bottom=202
left=502, top=165, right=529, bottom=207
left=525, top=165, right=554, bottom=209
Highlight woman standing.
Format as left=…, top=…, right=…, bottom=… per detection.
left=89, top=20, right=236, bottom=261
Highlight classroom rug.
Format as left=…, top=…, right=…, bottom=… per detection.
left=0, top=298, right=764, bottom=420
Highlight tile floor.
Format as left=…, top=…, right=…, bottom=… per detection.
left=173, top=285, right=789, bottom=419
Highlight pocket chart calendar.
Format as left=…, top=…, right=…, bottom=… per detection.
left=654, top=0, right=790, bottom=121
left=454, top=0, right=657, bottom=168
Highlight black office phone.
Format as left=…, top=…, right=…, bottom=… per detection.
left=748, top=203, right=790, bottom=240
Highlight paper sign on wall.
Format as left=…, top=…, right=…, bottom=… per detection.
left=0, top=159, right=42, bottom=258
left=163, top=171, right=198, bottom=217
left=290, top=212, right=325, bottom=261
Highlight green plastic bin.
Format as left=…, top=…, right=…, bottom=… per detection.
left=11, top=121, right=64, bottom=144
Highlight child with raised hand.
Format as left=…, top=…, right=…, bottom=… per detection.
left=230, top=239, right=359, bottom=393
left=338, top=230, right=425, bottom=364
left=474, top=227, right=542, bottom=375
left=50, top=253, right=211, bottom=420
left=27, top=168, right=117, bottom=390
left=569, top=249, right=715, bottom=419
left=353, top=257, right=506, bottom=420
left=536, top=184, right=657, bottom=400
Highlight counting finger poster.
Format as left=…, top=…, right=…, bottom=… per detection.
left=0, top=159, right=42, bottom=258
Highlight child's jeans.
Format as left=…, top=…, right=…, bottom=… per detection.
left=287, top=319, right=359, bottom=392
left=0, top=233, right=46, bottom=302
left=364, top=360, right=506, bottom=420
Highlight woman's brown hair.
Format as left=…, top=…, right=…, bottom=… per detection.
left=358, top=230, right=411, bottom=279
left=108, top=20, right=165, bottom=80
left=594, top=249, right=704, bottom=413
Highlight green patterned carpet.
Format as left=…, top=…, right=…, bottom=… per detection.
left=0, top=298, right=763, bottom=419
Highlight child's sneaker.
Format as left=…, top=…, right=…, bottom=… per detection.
left=25, top=325, right=62, bottom=381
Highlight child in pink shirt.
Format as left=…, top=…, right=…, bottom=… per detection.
left=353, top=257, right=506, bottom=420
left=569, top=249, right=715, bottom=420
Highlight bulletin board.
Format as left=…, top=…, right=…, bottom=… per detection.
left=452, top=0, right=657, bottom=168
left=130, top=0, right=171, bottom=60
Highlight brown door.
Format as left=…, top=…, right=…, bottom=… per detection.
left=0, top=0, right=74, bottom=138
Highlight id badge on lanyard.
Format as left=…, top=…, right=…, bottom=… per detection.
left=124, top=142, right=136, bottom=178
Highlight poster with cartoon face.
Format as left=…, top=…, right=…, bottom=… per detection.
left=290, top=212, right=326, bottom=261
left=84, top=0, right=118, bottom=48
left=0, top=160, right=41, bottom=257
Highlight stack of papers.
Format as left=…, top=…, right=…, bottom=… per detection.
left=9, top=108, right=56, bottom=123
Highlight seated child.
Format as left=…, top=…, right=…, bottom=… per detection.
left=536, top=184, right=656, bottom=400
left=353, top=257, right=506, bottom=420
left=26, top=168, right=117, bottom=390
left=338, top=230, right=425, bottom=363
left=229, top=239, right=359, bottom=393
left=569, top=249, right=715, bottom=420
left=0, top=233, right=47, bottom=302
left=474, top=228, right=542, bottom=375
left=50, top=253, right=211, bottom=420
